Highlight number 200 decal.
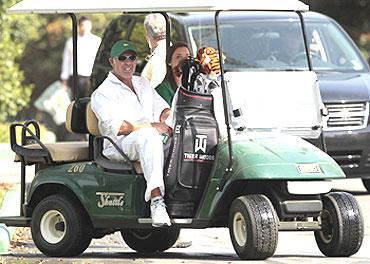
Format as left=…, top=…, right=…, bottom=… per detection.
left=67, top=163, right=86, bottom=173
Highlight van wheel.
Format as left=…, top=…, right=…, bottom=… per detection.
left=31, top=194, right=92, bottom=257
left=314, top=192, right=364, bottom=257
left=121, top=227, right=180, bottom=252
left=362, top=179, right=370, bottom=192
left=229, top=194, right=278, bottom=260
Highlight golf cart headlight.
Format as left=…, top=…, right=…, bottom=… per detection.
left=287, top=180, right=332, bottom=195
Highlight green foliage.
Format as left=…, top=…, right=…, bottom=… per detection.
left=0, top=0, right=44, bottom=122
left=0, top=122, right=52, bottom=143
left=0, top=122, right=11, bottom=143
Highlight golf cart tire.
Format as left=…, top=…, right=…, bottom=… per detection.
left=121, top=227, right=180, bottom=252
left=362, top=178, right=370, bottom=192
left=314, top=192, right=364, bottom=257
left=31, top=194, right=92, bottom=257
left=229, top=194, right=278, bottom=260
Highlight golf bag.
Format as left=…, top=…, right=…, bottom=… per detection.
left=164, top=86, right=219, bottom=217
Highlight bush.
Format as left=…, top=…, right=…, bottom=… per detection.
left=0, top=0, right=44, bottom=122
left=0, top=122, right=53, bottom=143
left=0, top=123, right=10, bottom=143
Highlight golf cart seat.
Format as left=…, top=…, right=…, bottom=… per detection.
left=13, top=141, right=89, bottom=163
left=12, top=99, right=91, bottom=165
left=86, top=102, right=142, bottom=174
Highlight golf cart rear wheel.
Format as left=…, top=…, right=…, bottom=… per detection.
left=362, top=178, right=370, bottom=192
left=314, top=192, right=364, bottom=257
left=229, top=194, right=278, bottom=260
left=31, top=194, right=92, bottom=257
left=121, top=227, right=180, bottom=252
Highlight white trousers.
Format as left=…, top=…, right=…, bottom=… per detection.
left=104, top=127, right=165, bottom=202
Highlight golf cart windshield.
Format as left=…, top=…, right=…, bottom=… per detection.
left=188, top=11, right=309, bottom=72
left=185, top=11, right=324, bottom=137
left=187, top=11, right=366, bottom=73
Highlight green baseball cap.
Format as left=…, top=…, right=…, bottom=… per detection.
left=110, top=40, right=137, bottom=58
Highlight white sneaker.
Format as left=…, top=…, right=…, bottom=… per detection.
left=151, top=198, right=172, bottom=227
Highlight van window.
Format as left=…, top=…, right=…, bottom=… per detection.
left=305, top=21, right=366, bottom=72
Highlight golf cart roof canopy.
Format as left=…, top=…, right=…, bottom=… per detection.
left=8, top=0, right=308, bottom=14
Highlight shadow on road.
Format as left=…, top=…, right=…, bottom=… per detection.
left=1, top=251, right=329, bottom=262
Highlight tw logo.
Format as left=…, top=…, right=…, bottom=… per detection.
left=194, top=135, right=207, bottom=153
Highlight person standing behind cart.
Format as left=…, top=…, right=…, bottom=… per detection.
left=91, top=40, right=173, bottom=227
left=141, top=13, right=167, bottom=89
left=60, top=16, right=101, bottom=97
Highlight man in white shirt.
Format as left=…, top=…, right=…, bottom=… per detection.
left=91, top=40, right=172, bottom=227
left=61, top=16, right=101, bottom=97
left=141, top=14, right=167, bottom=89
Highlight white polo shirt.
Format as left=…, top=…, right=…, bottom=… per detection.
left=91, top=72, right=169, bottom=144
left=141, top=39, right=167, bottom=89
left=60, top=33, right=101, bottom=80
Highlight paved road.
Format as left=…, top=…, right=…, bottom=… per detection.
left=0, top=178, right=369, bottom=264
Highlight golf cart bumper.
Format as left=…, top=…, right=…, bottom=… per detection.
left=266, top=181, right=325, bottom=219
left=281, top=199, right=322, bottom=214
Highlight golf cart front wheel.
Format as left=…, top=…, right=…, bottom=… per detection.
left=121, top=227, right=180, bottom=252
left=229, top=194, right=278, bottom=260
left=314, top=192, right=364, bottom=257
left=31, top=194, right=92, bottom=257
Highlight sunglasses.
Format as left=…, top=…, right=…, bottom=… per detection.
left=117, top=55, right=137, bottom=62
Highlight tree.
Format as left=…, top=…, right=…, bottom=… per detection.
left=302, top=0, right=370, bottom=59
left=303, top=0, right=370, bottom=30
left=0, top=0, right=44, bottom=121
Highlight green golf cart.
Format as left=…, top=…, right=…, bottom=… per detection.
left=0, top=0, right=364, bottom=260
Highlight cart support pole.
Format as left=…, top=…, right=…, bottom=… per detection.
left=20, top=162, right=26, bottom=216
left=68, top=13, right=79, bottom=106
left=214, top=11, right=233, bottom=191
left=297, top=11, right=327, bottom=152
left=297, top=11, right=312, bottom=71
left=159, top=12, right=171, bottom=66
